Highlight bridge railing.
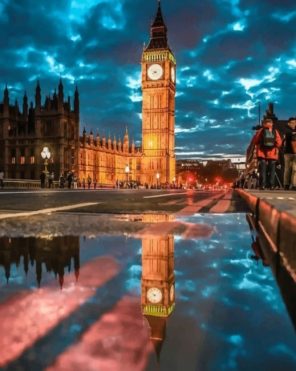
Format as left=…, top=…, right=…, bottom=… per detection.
left=1, top=179, right=59, bottom=189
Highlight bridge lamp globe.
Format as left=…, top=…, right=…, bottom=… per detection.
left=41, top=147, right=51, bottom=174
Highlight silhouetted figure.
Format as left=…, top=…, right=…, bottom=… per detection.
left=40, top=172, right=46, bottom=188
left=0, top=169, right=4, bottom=189
left=59, top=174, right=65, bottom=188
left=48, top=172, right=54, bottom=188
left=87, top=175, right=92, bottom=189
left=283, top=117, right=296, bottom=190
left=67, top=171, right=73, bottom=189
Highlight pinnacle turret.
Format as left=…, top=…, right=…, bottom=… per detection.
left=58, top=77, right=64, bottom=102
left=146, top=0, right=168, bottom=50
left=35, top=80, right=41, bottom=107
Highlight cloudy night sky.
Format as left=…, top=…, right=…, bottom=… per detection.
left=1, top=0, right=296, bottom=159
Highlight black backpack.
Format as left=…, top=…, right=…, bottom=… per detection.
left=261, top=128, right=275, bottom=148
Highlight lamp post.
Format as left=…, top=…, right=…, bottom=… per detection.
left=41, top=146, right=51, bottom=174
left=125, top=164, right=130, bottom=186
left=156, top=172, right=160, bottom=189
left=41, top=147, right=51, bottom=188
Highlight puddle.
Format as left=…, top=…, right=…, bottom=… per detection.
left=0, top=214, right=295, bottom=370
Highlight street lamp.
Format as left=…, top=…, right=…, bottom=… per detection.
left=41, top=146, right=51, bottom=174
left=125, top=164, right=130, bottom=185
left=156, top=172, right=160, bottom=189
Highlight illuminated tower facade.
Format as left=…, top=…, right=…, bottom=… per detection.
left=141, top=1, right=176, bottom=185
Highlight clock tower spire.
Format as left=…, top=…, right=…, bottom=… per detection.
left=141, top=1, right=176, bottom=186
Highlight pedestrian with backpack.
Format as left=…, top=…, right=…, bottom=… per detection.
left=251, top=118, right=282, bottom=190
left=283, top=117, right=296, bottom=190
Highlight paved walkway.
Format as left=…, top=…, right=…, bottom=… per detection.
left=236, top=189, right=296, bottom=262
left=244, top=189, right=296, bottom=216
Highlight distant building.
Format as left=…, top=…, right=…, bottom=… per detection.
left=0, top=2, right=176, bottom=186
left=177, top=157, right=245, bottom=173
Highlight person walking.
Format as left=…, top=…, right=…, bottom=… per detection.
left=67, top=171, right=73, bottom=189
left=283, top=117, right=296, bottom=190
left=251, top=118, right=282, bottom=190
left=48, top=172, right=54, bottom=188
left=59, top=174, right=65, bottom=188
left=0, top=169, right=4, bottom=189
left=73, top=175, right=78, bottom=189
left=87, top=175, right=92, bottom=189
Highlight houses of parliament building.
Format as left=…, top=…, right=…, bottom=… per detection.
left=0, top=2, right=176, bottom=186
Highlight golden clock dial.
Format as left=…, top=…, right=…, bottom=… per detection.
left=147, top=64, right=163, bottom=80
left=147, top=287, right=163, bottom=304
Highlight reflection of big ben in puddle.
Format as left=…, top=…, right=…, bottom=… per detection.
left=141, top=214, right=175, bottom=359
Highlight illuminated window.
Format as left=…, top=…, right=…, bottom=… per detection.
left=20, top=156, right=25, bottom=164
left=30, top=156, right=35, bottom=164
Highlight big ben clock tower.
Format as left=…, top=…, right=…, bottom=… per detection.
left=141, top=0, right=176, bottom=185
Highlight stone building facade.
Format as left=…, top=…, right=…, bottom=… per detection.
left=0, top=2, right=176, bottom=186
left=0, top=80, right=79, bottom=180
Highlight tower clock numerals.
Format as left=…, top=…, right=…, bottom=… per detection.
left=147, top=64, right=163, bottom=80
left=171, top=66, right=175, bottom=83
left=147, top=287, right=163, bottom=303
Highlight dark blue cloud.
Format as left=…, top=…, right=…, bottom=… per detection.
left=0, top=0, right=295, bottom=159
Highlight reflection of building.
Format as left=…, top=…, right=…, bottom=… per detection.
left=141, top=219, right=175, bottom=359
left=0, top=236, right=80, bottom=287
left=0, top=2, right=176, bottom=186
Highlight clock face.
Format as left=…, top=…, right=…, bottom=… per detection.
left=171, top=66, right=175, bottom=83
left=147, top=64, right=163, bottom=80
left=147, top=287, right=163, bottom=304
left=170, top=284, right=175, bottom=301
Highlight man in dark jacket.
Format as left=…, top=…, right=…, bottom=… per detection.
left=251, top=118, right=282, bottom=190
left=283, top=117, right=296, bottom=190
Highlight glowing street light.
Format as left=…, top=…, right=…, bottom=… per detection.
left=41, top=146, right=51, bottom=174
left=156, top=172, right=160, bottom=188
left=125, top=164, right=130, bottom=184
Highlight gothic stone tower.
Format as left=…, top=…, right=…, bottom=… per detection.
left=141, top=1, right=176, bottom=185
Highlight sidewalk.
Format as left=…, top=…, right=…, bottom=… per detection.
left=236, top=188, right=296, bottom=280
left=240, top=189, right=296, bottom=216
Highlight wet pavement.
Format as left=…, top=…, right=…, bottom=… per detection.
left=0, top=189, right=246, bottom=215
left=0, top=213, right=295, bottom=371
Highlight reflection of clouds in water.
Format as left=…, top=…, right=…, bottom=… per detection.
left=269, top=343, right=296, bottom=361
left=0, top=213, right=295, bottom=370
left=171, top=213, right=295, bottom=370
left=126, top=264, right=141, bottom=294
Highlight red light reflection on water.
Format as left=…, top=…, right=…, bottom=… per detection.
left=47, top=296, right=153, bottom=371
left=0, top=256, right=119, bottom=367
